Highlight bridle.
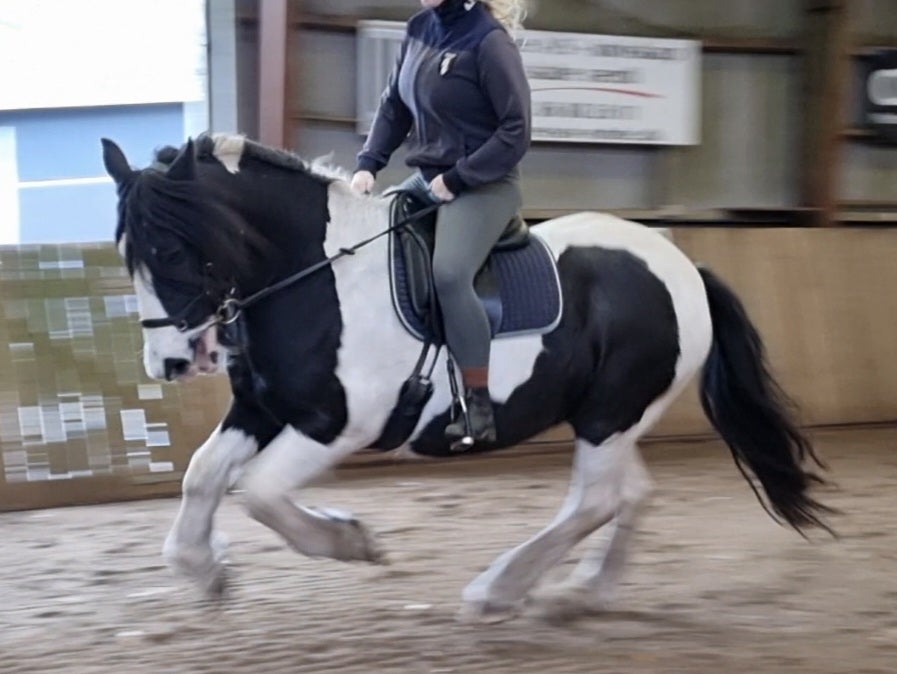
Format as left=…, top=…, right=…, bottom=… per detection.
left=138, top=198, right=441, bottom=335
left=139, top=261, right=239, bottom=332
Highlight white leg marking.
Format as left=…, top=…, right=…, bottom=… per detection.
left=563, top=447, right=653, bottom=610
left=163, top=426, right=258, bottom=596
left=239, top=427, right=385, bottom=564
left=461, top=436, right=634, bottom=622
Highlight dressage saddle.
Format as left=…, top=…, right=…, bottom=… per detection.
left=390, top=189, right=531, bottom=344
left=374, top=190, right=561, bottom=451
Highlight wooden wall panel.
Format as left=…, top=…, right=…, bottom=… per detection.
left=665, top=227, right=897, bottom=428
left=3, top=229, right=895, bottom=510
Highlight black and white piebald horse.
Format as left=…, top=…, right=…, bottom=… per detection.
left=102, top=133, right=831, bottom=621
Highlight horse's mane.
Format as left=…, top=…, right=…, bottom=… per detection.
left=154, top=133, right=350, bottom=183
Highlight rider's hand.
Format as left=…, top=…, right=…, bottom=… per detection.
left=429, top=174, right=456, bottom=202
left=351, top=170, right=375, bottom=194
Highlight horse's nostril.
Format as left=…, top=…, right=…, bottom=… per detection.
left=163, top=358, right=191, bottom=381
left=209, top=351, right=219, bottom=365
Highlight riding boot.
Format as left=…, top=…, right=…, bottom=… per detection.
left=445, top=386, right=497, bottom=444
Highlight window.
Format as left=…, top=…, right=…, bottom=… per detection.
left=0, top=0, right=209, bottom=243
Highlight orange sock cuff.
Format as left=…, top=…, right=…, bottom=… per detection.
left=461, top=366, right=489, bottom=389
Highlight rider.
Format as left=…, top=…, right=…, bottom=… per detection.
left=351, top=0, right=531, bottom=444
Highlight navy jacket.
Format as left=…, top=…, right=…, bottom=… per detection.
left=355, top=0, right=531, bottom=195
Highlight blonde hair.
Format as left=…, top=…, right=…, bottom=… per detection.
left=481, top=0, right=528, bottom=34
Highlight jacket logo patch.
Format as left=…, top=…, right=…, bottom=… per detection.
left=440, top=52, right=458, bottom=76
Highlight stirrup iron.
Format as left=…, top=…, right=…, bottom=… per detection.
left=446, top=356, right=475, bottom=451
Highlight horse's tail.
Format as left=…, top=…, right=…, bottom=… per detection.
left=697, top=266, right=835, bottom=535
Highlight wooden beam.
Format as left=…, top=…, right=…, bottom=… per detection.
left=237, top=11, right=827, bottom=55
left=799, top=0, right=852, bottom=226
left=701, top=37, right=800, bottom=55
left=257, top=0, right=292, bottom=147
left=841, top=127, right=876, bottom=140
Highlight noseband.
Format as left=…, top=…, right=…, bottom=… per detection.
left=140, top=296, right=241, bottom=332
left=139, top=261, right=237, bottom=332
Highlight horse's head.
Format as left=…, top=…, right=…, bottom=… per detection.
left=102, top=137, right=245, bottom=381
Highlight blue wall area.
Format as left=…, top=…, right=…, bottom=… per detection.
left=18, top=182, right=119, bottom=244
left=0, top=103, right=187, bottom=243
left=2, top=104, right=185, bottom=182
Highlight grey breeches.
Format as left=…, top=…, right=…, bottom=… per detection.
left=394, top=171, right=522, bottom=370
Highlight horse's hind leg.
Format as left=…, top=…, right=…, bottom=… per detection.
left=554, top=445, right=652, bottom=612
left=163, top=423, right=259, bottom=596
left=461, top=435, right=638, bottom=622
left=239, top=426, right=385, bottom=564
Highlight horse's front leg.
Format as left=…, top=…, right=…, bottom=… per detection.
left=240, top=426, right=385, bottom=564
left=162, top=403, right=270, bottom=596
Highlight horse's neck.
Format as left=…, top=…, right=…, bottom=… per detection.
left=323, top=183, right=392, bottom=256
left=225, top=173, right=391, bottom=295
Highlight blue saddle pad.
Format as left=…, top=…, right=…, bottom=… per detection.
left=389, top=230, right=563, bottom=343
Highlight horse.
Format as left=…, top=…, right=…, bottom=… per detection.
left=101, top=132, right=831, bottom=621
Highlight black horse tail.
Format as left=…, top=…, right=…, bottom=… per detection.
left=697, top=266, right=835, bottom=535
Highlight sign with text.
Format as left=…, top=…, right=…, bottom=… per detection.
left=356, top=23, right=701, bottom=146
left=522, top=31, right=700, bottom=145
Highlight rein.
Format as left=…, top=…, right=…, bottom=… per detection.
left=140, top=197, right=441, bottom=332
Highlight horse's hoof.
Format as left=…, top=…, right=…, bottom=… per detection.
left=163, top=537, right=230, bottom=598
left=348, top=518, right=389, bottom=565
left=311, top=506, right=388, bottom=565
left=567, top=575, right=620, bottom=612
left=533, top=581, right=616, bottom=622
left=200, top=565, right=229, bottom=600
left=457, top=598, right=523, bottom=624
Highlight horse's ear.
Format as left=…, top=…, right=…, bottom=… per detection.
left=101, top=138, right=133, bottom=184
left=166, top=138, right=196, bottom=181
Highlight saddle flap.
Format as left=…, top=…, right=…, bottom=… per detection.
left=388, top=190, right=559, bottom=344
left=399, top=226, right=435, bottom=320
left=391, top=190, right=443, bottom=340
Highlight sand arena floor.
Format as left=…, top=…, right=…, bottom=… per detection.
left=1, top=427, right=896, bottom=673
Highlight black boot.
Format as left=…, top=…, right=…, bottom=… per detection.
left=445, top=386, right=497, bottom=445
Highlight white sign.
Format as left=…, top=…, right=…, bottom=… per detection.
left=0, top=0, right=207, bottom=111
left=522, top=31, right=700, bottom=145
left=356, top=23, right=700, bottom=146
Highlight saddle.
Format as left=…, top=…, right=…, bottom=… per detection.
left=372, top=189, right=562, bottom=452
left=388, top=189, right=557, bottom=345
